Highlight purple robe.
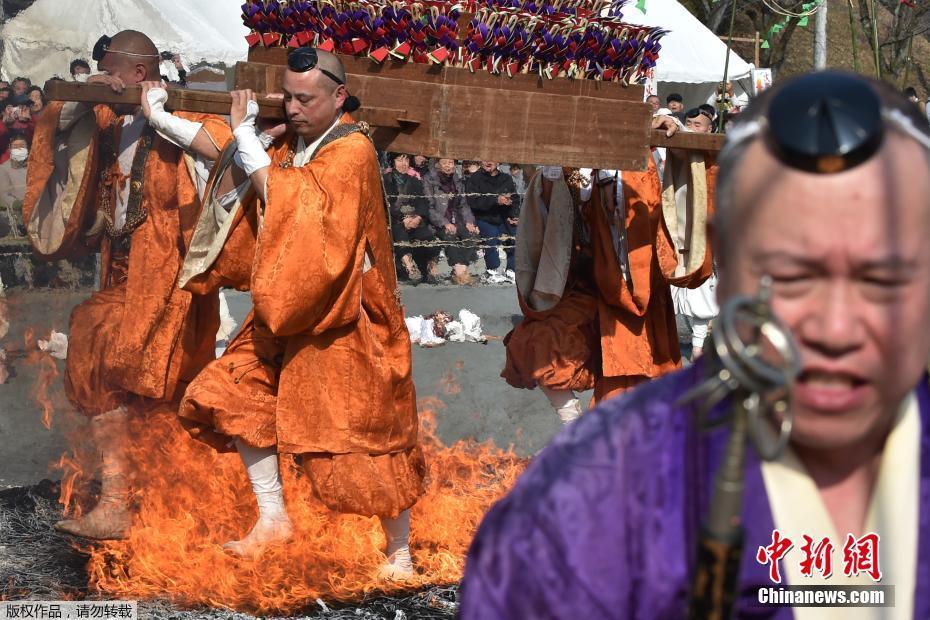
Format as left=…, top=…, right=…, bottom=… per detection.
left=460, top=362, right=930, bottom=619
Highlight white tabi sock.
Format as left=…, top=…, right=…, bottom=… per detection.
left=379, top=509, right=414, bottom=579
left=235, top=438, right=288, bottom=523
left=380, top=509, right=411, bottom=557
left=223, top=439, right=293, bottom=557
left=540, top=387, right=583, bottom=425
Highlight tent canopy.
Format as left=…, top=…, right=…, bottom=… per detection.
left=621, top=0, right=753, bottom=108
left=0, top=0, right=248, bottom=82
left=0, top=0, right=750, bottom=106
left=622, top=0, right=753, bottom=84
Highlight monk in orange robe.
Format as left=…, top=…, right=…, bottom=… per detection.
left=176, top=49, right=424, bottom=579
left=503, top=137, right=716, bottom=423
left=22, top=30, right=230, bottom=539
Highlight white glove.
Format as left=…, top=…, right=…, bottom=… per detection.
left=233, top=130, right=274, bottom=169
left=257, top=131, right=275, bottom=150
left=146, top=86, right=202, bottom=149
left=233, top=100, right=272, bottom=176
left=541, top=166, right=562, bottom=180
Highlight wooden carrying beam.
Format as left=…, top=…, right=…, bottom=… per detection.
left=45, top=54, right=724, bottom=170
left=240, top=52, right=723, bottom=166
left=236, top=57, right=655, bottom=170
left=44, top=80, right=284, bottom=119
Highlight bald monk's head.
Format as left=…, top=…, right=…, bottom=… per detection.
left=95, top=30, right=161, bottom=86
left=282, top=48, right=353, bottom=141
left=713, top=72, right=930, bottom=459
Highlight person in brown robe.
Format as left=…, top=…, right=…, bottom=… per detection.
left=502, top=121, right=716, bottom=423
left=176, top=49, right=424, bottom=579
left=22, top=30, right=230, bottom=539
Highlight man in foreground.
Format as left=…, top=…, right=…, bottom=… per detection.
left=177, top=48, right=424, bottom=579
left=23, top=30, right=228, bottom=539
left=462, top=71, right=930, bottom=617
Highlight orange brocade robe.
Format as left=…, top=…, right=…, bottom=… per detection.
left=22, top=101, right=229, bottom=415
left=503, top=154, right=716, bottom=403
left=178, top=115, right=425, bottom=519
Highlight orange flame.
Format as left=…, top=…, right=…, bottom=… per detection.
left=22, top=327, right=60, bottom=430
left=49, top=375, right=527, bottom=612
left=20, top=317, right=96, bottom=518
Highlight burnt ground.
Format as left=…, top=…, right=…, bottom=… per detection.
left=0, top=282, right=577, bottom=616
left=0, top=480, right=458, bottom=618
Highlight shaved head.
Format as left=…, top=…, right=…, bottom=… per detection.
left=282, top=48, right=349, bottom=141
left=110, top=30, right=158, bottom=57
left=715, top=74, right=930, bottom=461
left=313, top=49, right=346, bottom=91
left=98, top=29, right=160, bottom=83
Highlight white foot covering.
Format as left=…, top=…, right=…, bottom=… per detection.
left=379, top=547, right=415, bottom=581
left=541, top=387, right=583, bottom=425
left=378, top=510, right=414, bottom=580
left=556, top=399, right=583, bottom=425
left=222, top=515, right=294, bottom=558
left=223, top=439, right=294, bottom=558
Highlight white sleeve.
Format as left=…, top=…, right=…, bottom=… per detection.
left=58, top=102, right=93, bottom=132
left=214, top=181, right=252, bottom=222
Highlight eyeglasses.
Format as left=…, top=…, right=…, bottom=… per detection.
left=92, top=35, right=160, bottom=62
left=287, top=48, right=345, bottom=86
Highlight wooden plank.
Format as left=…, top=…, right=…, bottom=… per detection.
left=43, top=80, right=284, bottom=118
left=43, top=79, right=420, bottom=128
left=237, top=61, right=652, bottom=168
left=648, top=130, right=724, bottom=151
left=244, top=51, right=645, bottom=102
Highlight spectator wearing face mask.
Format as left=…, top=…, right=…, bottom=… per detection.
left=70, top=58, right=91, bottom=82
left=0, top=98, right=34, bottom=164
left=0, top=133, right=29, bottom=237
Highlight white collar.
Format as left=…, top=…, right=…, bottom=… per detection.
left=293, top=116, right=342, bottom=168
left=760, top=394, right=920, bottom=620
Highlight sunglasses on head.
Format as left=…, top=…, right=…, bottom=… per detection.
left=287, top=47, right=345, bottom=85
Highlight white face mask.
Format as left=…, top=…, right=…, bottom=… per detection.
left=74, top=73, right=89, bottom=83
left=10, top=148, right=28, bottom=162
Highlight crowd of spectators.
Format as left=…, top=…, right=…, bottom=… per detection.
left=0, top=51, right=193, bottom=240
left=380, top=153, right=527, bottom=286
left=646, top=83, right=749, bottom=135
left=0, top=75, right=43, bottom=239
left=0, top=56, right=746, bottom=290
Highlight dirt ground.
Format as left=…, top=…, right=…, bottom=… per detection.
left=0, top=283, right=571, bottom=488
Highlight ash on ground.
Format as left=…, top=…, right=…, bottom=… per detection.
left=0, top=481, right=459, bottom=619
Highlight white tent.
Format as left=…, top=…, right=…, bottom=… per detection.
left=0, top=0, right=249, bottom=83
left=621, top=0, right=754, bottom=108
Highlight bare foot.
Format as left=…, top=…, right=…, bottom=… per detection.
left=222, top=516, right=294, bottom=558
left=55, top=500, right=131, bottom=540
